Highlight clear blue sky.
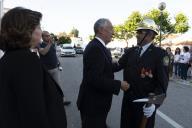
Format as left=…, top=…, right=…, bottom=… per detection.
left=4, top=0, right=192, bottom=39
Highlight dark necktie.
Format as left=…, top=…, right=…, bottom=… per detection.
left=138, top=47, right=143, bottom=56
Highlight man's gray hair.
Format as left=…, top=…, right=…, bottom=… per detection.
left=94, top=18, right=111, bottom=34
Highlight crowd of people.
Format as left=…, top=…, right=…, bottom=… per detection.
left=0, top=6, right=190, bottom=128
left=166, top=46, right=192, bottom=84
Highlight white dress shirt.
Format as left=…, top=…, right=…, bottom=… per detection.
left=179, top=52, right=190, bottom=64
left=30, top=48, right=40, bottom=57
left=140, top=42, right=152, bottom=56
left=95, top=37, right=106, bottom=48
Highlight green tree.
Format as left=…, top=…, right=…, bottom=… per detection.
left=145, top=9, right=173, bottom=33
left=89, top=35, right=94, bottom=41
left=58, top=36, right=72, bottom=44
left=113, top=11, right=142, bottom=47
left=113, top=25, right=124, bottom=39
left=58, top=32, right=67, bottom=38
left=174, top=13, right=190, bottom=33
left=70, top=28, right=79, bottom=37
left=145, top=9, right=189, bottom=43
left=145, top=9, right=173, bottom=43
left=113, top=9, right=190, bottom=46
left=124, top=11, right=143, bottom=33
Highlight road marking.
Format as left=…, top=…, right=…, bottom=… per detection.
left=157, top=110, right=184, bottom=128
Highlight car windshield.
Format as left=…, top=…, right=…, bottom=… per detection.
left=63, top=47, right=73, bottom=49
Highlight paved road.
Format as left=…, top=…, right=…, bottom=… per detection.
left=58, top=55, right=192, bottom=128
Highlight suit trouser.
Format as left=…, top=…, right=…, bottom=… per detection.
left=80, top=111, right=108, bottom=128
left=174, top=63, right=180, bottom=76
left=180, top=63, right=189, bottom=80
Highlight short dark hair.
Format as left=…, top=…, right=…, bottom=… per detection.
left=0, top=7, right=42, bottom=51
left=183, top=46, right=189, bottom=52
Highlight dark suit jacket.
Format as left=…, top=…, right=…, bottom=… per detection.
left=77, top=38, right=121, bottom=115
left=116, top=44, right=169, bottom=128
left=0, top=49, right=67, bottom=128
left=117, top=44, right=169, bottom=100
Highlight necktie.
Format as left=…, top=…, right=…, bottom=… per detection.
left=138, top=47, right=143, bottom=56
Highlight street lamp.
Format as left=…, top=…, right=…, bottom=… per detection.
left=158, top=2, right=166, bottom=47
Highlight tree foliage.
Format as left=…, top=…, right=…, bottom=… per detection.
left=70, top=28, right=79, bottom=37
left=113, top=9, right=190, bottom=45
left=113, top=11, right=142, bottom=46
left=174, top=13, right=190, bottom=33
left=58, top=36, right=72, bottom=44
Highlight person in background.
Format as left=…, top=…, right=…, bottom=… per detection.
left=50, top=34, right=63, bottom=71
left=0, top=7, right=67, bottom=128
left=166, top=47, right=174, bottom=79
left=39, top=31, right=71, bottom=105
left=173, top=47, right=181, bottom=78
left=188, top=47, right=192, bottom=79
left=188, top=59, right=192, bottom=79
left=179, top=46, right=191, bottom=83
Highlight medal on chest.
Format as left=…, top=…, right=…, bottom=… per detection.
left=140, top=68, right=153, bottom=78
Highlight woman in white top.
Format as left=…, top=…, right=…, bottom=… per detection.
left=179, top=46, right=191, bottom=80
left=174, top=47, right=181, bottom=78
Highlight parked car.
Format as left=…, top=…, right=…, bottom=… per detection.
left=75, top=47, right=84, bottom=54
left=60, top=44, right=76, bottom=57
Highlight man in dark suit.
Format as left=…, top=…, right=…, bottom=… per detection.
left=77, top=18, right=129, bottom=128
left=115, top=18, right=169, bottom=128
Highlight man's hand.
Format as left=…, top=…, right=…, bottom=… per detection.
left=120, top=81, right=130, bottom=91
